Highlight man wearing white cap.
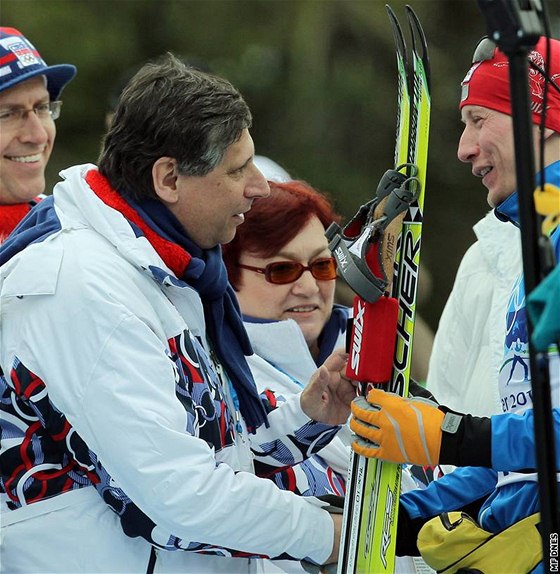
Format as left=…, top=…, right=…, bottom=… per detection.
left=0, top=27, right=75, bottom=239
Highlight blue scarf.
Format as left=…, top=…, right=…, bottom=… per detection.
left=316, top=304, right=349, bottom=366
left=0, top=170, right=270, bottom=431
left=129, top=197, right=269, bottom=432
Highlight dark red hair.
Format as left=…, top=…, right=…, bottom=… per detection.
left=223, top=180, right=341, bottom=289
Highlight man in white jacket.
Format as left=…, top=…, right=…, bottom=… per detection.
left=0, top=54, right=355, bottom=573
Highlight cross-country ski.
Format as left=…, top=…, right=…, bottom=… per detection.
left=328, top=4, right=431, bottom=572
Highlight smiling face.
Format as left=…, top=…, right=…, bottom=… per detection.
left=458, top=105, right=517, bottom=207
left=458, top=105, right=547, bottom=207
left=0, top=76, right=55, bottom=204
left=167, top=129, right=270, bottom=249
left=235, top=215, right=336, bottom=357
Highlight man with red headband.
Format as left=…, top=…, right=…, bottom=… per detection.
left=428, top=37, right=560, bottom=417
left=350, top=37, right=560, bottom=573
left=0, top=27, right=75, bottom=240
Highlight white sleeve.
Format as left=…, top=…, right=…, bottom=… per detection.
left=42, top=311, right=334, bottom=563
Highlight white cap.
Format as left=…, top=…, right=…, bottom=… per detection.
left=253, top=155, right=291, bottom=182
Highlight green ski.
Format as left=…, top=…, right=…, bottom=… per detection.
left=330, top=5, right=431, bottom=573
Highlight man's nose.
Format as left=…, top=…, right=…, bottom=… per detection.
left=457, top=127, right=477, bottom=163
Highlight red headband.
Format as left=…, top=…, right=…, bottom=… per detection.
left=460, top=37, right=560, bottom=133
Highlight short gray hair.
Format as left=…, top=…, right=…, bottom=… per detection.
left=98, top=53, right=252, bottom=201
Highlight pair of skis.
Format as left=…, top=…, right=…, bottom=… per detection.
left=335, top=5, right=431, bottom=573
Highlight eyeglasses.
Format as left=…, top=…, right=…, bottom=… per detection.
left=238, top=257, right=337, bottom=285
left=0, top=101, right=63, bottom=129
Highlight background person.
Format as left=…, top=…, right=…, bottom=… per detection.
left=0, top=54, right=355, bottom=574
left=223, top=179, right=350, bottom=498
left=0, top=26, right=75, bottom=239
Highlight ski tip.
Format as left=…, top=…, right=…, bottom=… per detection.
left=405, top=5, right=428, bottom=55
left=385, top=3, right=408, bottom=62
left=385, top=3, right=400, bottom=32
left=405, top=4, right=431, bottom=90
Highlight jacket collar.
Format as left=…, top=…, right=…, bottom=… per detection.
left=495, top=160, right=560, bottom=227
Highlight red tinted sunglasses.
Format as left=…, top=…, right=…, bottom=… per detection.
left=238, top=257, right=337, bottom=285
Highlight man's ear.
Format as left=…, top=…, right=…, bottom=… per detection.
left=152, top=157, right=179, bottom=204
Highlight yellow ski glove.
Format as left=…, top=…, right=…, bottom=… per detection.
left=350, top=389, right=449, bottom=466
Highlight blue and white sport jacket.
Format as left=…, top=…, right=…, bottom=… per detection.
left=0, top=164, right=341, bottom=574
left=244, top=307, right=350, bottom=497
left=401, top=160, right=560, bottom=574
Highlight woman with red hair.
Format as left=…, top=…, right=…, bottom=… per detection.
left=223, top=179, right=350, bottom=499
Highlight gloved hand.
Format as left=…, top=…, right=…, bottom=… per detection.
left=349, top=389, right=449, bottom=466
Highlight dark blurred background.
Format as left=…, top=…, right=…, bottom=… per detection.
left=3, top=0, right=559, bottom=331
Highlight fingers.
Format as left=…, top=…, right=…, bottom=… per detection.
left=317, top=365, right=329, bottom=387
left=350, top=417, right=407, bottom=463
left=300, top=365, right=331, bottom=421
left=350, top=396, right=381, bottom=425
left=338, top=380, right=359, bottom=405
left=307, top=364, right=328, bottom=390
left=352, top=437, right=382, bottom=459
left=350, top=389, right=445, bottom=466
left=339, top=371, right=356, bottom=386
left=349, top=414, right=381, bottom=443
left=366, top=388, right=401, bottom=407
left=323, top=348, right=349, bottom=372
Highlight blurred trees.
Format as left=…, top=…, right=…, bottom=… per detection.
left=3, top=0, right=559, bottom=329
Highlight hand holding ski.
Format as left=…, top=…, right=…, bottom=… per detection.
left=350, top=390, right=443, bottom=466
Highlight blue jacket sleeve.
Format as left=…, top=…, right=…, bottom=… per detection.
left=491, top=407, right=560, bottom=470
left=400, top=466, right=497, bottom=520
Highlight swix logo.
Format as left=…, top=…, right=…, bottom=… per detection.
left=380, top=485, right=394, bottom=568
left=335, top=246, right=348, bottom=270
left=351, top=299, right=365, bottom=373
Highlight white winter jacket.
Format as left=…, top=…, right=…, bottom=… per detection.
left=245, top=316, right=352, bottom=483
left=427, top=210, right=522, bottom=416
left=0, top=164, right=340, bottom=574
